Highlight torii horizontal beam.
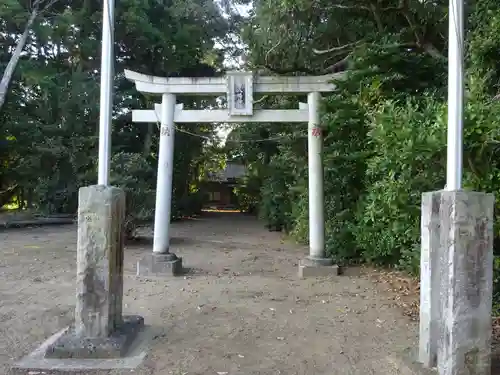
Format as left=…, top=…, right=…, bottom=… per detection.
left=124, top=69, right=341, bottom=95
left=132, top=103, right=309, bottom=123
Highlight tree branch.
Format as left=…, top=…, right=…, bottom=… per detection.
left=40, top=0, right=59, bottom=13
left=326, top=4, right=369, bottom=10
left=264, top=39, right=282, bottom=66
left=321, top=55, right=351, bottom=74
left=313, top=41, right=363, bottom=55
left=422, top=42, right=446, bottom=61
left=0, top=8, right=39, bottom=112
left=263, top=64, right=316, bottom=75
left=369, top=3, right=384, bottom=32
left=399, top=0, right=445, bottom=60
left=0, top=0, right=59, bottom=113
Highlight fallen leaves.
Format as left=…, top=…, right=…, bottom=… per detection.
left=369, top=267, right=500, bottom=343
left=369, top=268, right=420, bottom=321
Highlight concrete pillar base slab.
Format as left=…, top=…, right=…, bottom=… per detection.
left=387, top=347, right=438, bottom=375
left=10, top=321, right=153, bottom=375
left=298, top=257, right=339, bottom=279
left=137, top=253, right=183, bottom=277
left=45, top=315, right=144, bottom=359
left=303, top=256, right=334, bottom=266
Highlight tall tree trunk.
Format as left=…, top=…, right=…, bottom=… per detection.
left=0, top=8, right=38, bottom=113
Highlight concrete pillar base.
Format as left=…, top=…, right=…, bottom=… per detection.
left=137, top=252, right=183, bottom=277
left=45, top=315, right=144, bottom=359
left=298, top=256, right=339, bottom=278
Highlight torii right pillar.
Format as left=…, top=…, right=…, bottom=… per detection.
left=298, top=92, right=339, bottom=278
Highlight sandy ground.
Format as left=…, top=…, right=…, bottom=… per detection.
left=0, top=211, right=417, bottom=374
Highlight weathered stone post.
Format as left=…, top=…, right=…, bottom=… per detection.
left=418, top=190, right=494, bottom=374
left=45, top=185, right=144, bottom=359
left=437, top=191, right=494, bottom=375
left=418, top=191, right=442, bottom=367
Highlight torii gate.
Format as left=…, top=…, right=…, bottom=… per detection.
left=124, top=69, right=341, bottom=278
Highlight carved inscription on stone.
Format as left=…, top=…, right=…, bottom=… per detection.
left=234, top=78, right=246, bottom=109
left=465, top=218, right=488, bottom=309
left=227, top=71, right=253, bottom=116
left=76, top=185, right=126, bottom=338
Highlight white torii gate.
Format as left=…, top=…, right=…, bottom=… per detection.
left=124, top=69, right=341, bottom=278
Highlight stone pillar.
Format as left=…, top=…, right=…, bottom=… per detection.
left=45, top=185, right=144, bottom=359
left=152, top=93, right=176, bottom=254
left=306, top=92, right=326, bottom=260
left=75, top=185, right=125, bottom=337
left=136, top=94, right=183, bottom=277
left=298, top=96, right=338, bottom=279
left=418, top=191, right=442, bottom=367
left=437, top=191, right=494, bottom=375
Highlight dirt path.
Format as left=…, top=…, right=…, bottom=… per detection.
left=0, top=212, right=417, bottom=374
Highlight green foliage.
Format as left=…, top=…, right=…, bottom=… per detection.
left=234, top=173, right=261, bottom=214
left=319, top=76, right=371, bottom=263
left=259, top=153, right=296, bottom=231
left=353, top=97, right=446, bottom=270
left=175, top=190, right=204, bottom=218
left=1, top=0, right=229, bottom=220
left=110, top=152, right=156, bottom=237
left=230, top=0, right=500, bottom=314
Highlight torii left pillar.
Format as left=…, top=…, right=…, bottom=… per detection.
left=298, top=92, right=339, bottom=278
left=137, top=93, right=183, bottom=276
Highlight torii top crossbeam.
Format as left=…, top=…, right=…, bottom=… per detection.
left=123, top=69, right=341, bottom=95
left=124, top=69, right=341, bottom=122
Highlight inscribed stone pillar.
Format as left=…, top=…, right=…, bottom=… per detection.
left=75, top=185, right=125, bottom=338
left=418, top=191, right=442, bottom=368
left=437, top=191, right=494, bottom=375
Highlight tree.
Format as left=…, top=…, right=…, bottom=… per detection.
left=0, top=0, right=230, bottom=216
left=0, top=0, right=59, bottom=112
left=229, top=0, right=500, bottom=283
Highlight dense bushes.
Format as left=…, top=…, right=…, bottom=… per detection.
left=353, top=97, right=447, bottom=272
left=244, top=11, right=500, bottom=277
left=110, top=152, right=156, bottom=238
left=255, top=90, right=500, bottom=271
left=259, top=153, right=298, bottom=231
left=229, top=0, right=500, bottom=313
left=249, top=67, right=500, bottom=278
left=110, top=151, right=205, bottom=239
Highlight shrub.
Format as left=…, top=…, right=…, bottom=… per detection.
left=319, top=91, right=370, bottom=264
left=259, top=154, right=296, bottom=232
left=110, top=152, right=156, bottom=238
left=234, top=174, right=261, bottom=214
left=353, top=96, right=446, bottom=271
left=175, top=190, right=204, bottom=217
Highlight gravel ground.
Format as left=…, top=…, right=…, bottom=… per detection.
left=0, top=211, right=417, bottom=374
